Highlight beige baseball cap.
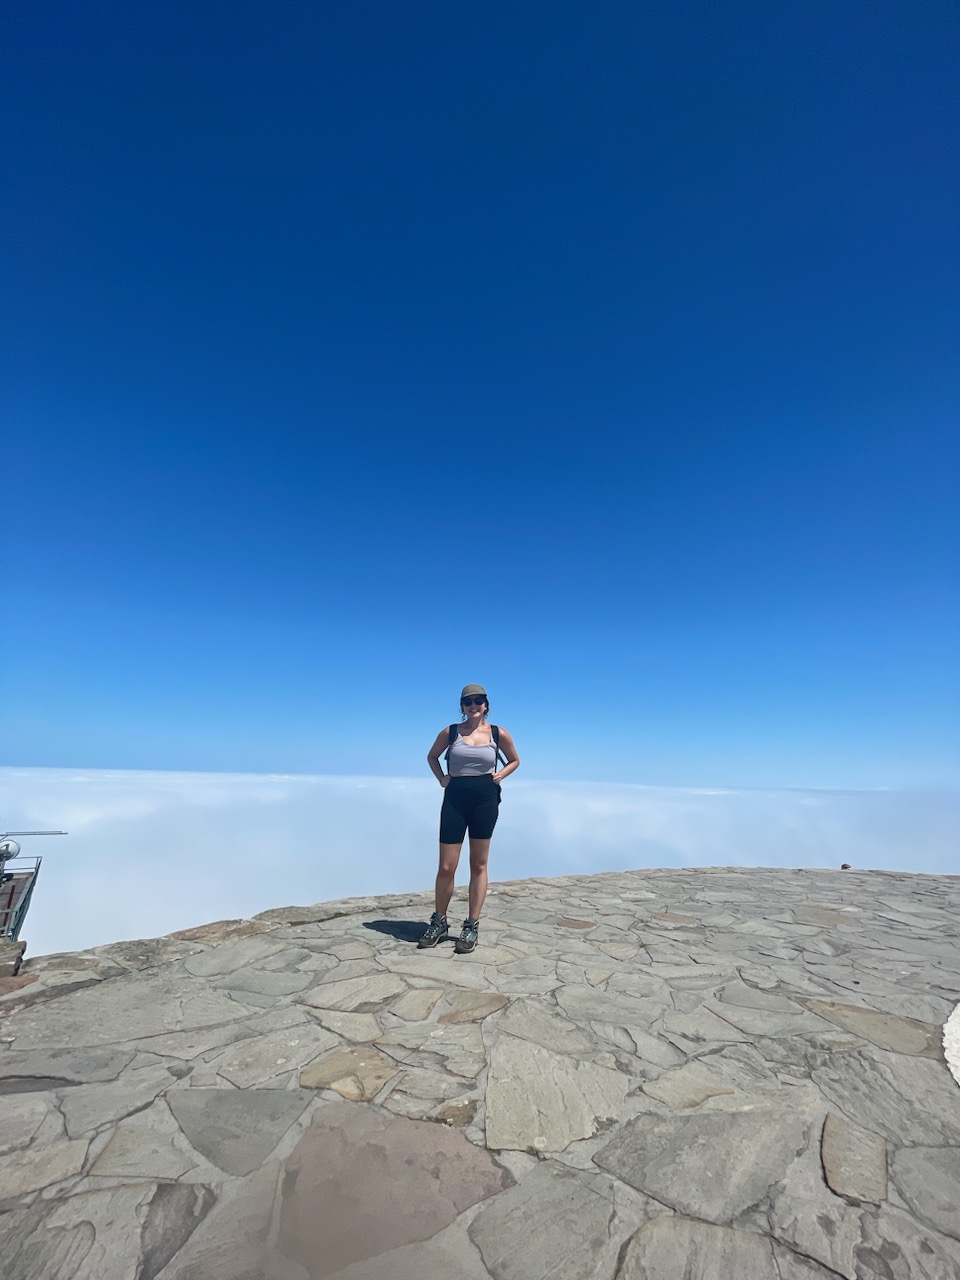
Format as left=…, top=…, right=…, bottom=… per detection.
left=460, top=684, right=487, bottom=698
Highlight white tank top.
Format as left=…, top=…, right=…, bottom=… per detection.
left=447, top=732, right=497, bottom=776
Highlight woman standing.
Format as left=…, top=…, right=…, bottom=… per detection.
left=421, top=684, right=520, bottom=953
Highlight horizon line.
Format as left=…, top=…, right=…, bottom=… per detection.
left=3, top=762, right=957, bottom=798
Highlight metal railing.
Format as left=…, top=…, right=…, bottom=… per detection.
left=0, top=855, right=42, bottom=941
left=0, top=830, right=66, bottom=941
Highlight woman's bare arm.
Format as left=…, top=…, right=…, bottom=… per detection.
left=427, top=728, right=451, bottom=787
left=493, top=727, right=520, bottom=784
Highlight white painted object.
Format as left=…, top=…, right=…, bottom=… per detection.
left=944, top=1004, right=960, bottom=1089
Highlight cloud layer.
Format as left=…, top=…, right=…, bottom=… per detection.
left=2, top=768, right=956, bottom=957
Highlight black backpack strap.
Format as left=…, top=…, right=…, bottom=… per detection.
left=444, top=724, right=458, bottom=763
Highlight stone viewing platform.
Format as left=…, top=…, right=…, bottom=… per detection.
left=1, top=866, right=959, bottom=1279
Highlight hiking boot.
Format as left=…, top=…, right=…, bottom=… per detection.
left=418, top=912, right=448, bottom=948
left=454, top=917, right=479, bottom=954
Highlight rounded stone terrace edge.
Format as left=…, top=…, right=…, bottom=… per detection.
left=1, top=866, right=960, bottom=1280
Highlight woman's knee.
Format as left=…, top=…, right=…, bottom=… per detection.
left=438, top=843, right=461, bottom=875
left=468, top=838, right=491, bottom=874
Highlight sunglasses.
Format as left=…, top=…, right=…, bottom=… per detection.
left=460, top=696, right=487, bottom=707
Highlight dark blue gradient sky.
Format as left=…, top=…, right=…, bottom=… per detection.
left=4, top=1, right=958, bottom=786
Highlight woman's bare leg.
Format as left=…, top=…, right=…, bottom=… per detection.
left=436, top=843, right=462, bottom=917
left=467, top=838, right=491, bottom=920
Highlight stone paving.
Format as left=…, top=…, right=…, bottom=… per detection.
left=1, top=866, right=959, bottom=1279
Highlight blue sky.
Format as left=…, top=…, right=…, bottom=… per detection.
left=3, top=0, right=958, bottom=789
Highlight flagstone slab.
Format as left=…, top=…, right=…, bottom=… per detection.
left=751, top=1030, right=868, bottom=1078
left=455, top=945, right=524, bottom=968
left=559, top=962, right=615, bottom=987
left=438, top=990, right=508, bottom=1022
left=379, top=1067, right=479, bottom=1121
left=594, top=1110, right=812, bottom=1223
left=498, top=955, right=559, bottom=978
left=820, top=1111, right=887, bottom=1204
left=799, top=998, right=942, bottom=1057
left=491, top=974, right=563, bottom=995
left=377, top=952, right=494, bottom=990
left=616, top=1025, right=686, bottom=1069
left=182, top=936, right=292, bottom=978
left=642, top=1061, right=737, bottom=1109
left=659, top=1006, right=754, bottom=1045
left=700, top=999, right=831, bottom=1037
left=253, top=891, right=430, bottom=926
left=889, top=1146, right=960, bottom=1241
left=300, top=1044, right=401, bottom=1100
left=263, top=1103, right=512, bottom=1278
left=170, top=918, right=276, bottom=944
left=0, top=1094, right=53, bottom=1153
left=319, top=1207, right=493, bottom=1280
left=244, top=1004, right=314, bottom=1032
left=19, top=950, right=102, bottom=975
left=793, top=906, right=858, bottom=927
left=468, top=1161, right=614, bottom=1280
left=617, top=1216, right=777, bottom=1279
left=556, top=984, right=666, bottom=1027
left=166, top=1088, right=313, bottom=1176
left=61, top=1064, right=179, bottom=1138
left=715, top=981, right=809, bottom=1012
left=58, top=1182, right=213, bottom=1280
left=855, top=1205, right=960, bottom=1278
left=301, top=973, right=408, bottom=1012
left=324, top=939, right=376, bottom=960
left=768, top=1134, right=866, bottom=1276
left=132, top=1022, right=254, bottom=1061
left=0, top=1138, right=89, bottom=1198
left=0, top=975, right=38, bottom=1000
left=771, top=1244, right=843, bottom=1278
left=434, top=1097, right=481, bottom=1126
left=383, top=1065, right=473, bottom=1104
left=90, top=1103, right=200, bottom=1180
left=2, top=974, right=258, bottom=1050
left=0, top=1181, right=215, bottom=1280
left=295, top=953, right=342, bottom=977
left=688, top=1042, right=783, bottom=1092
left=486, top=1032, right=628, bottom=1151
left=377, top=1020, right=485, bottom=1066
left=153, top=1159, right=281, bottom=1280
left=494, top=996, right=595, bottom=1054
left=0, top=1044, right=136, bottom=1090
left=848, top=986, right=960, bottom=1026
left=312, top=957, right=378, bottom=984
left=388, top=987, right=443, bottom=1020
left=801, top=936, right=852, bottom=959
left=93, top=936, right=203, bottom=970
left=208, top=1024, right=338, bottom=1087
left=0, top=973, right=113, bottom=1013
left=812, top=1048, right=960, bottom=1146
left=213, top=988, right=276, bottom=1010
left=0, top=1202, right=87, bottom=1280
left=212, top=967, right=313, bottom=997
left=309, top=1009, right=382, bottom=1040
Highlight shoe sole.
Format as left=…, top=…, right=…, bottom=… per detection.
left=454, top=941, right=477, bottom=954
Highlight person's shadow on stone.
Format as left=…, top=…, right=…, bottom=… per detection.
left=361, top=919, right=427, bottom=944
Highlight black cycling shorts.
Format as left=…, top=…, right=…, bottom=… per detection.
left=439, top=775, right=501, bottom=843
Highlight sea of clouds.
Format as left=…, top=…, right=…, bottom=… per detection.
left=1, top=767, right=957, bottom=957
